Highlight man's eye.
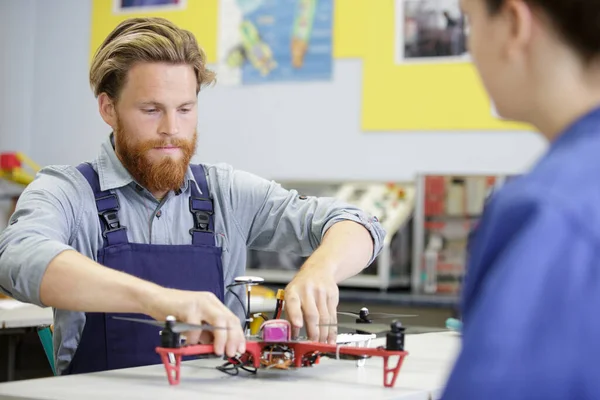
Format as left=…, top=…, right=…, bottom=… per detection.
left=179, top=108, right=191, bottom=113
left=143, top=108, right=158, bottom=114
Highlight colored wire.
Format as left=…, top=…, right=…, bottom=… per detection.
left=226, top=283, right=247, bottom=326
left=273, top=289, right=285, bottom=319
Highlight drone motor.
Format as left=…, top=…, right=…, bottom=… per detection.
left=385, top=321, right=406, bottom=351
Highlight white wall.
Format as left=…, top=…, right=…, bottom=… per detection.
left=0, top=0, right=36, bottom=155
left=1, top=0, right=548, bottom=185
left=0, top=0, right=37, bottom=230
left=29, top=0, right=106, bottom=168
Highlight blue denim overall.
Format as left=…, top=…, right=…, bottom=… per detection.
left=64, top=163, right=224, bottom=374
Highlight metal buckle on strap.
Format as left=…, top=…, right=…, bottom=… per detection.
left=189, top=197, right=214, bottom=235
left=100, top=210, right=127, bottom=238
left=96, top=194, right=127, bottom=238
left=100, top=210, right=120, bottom=230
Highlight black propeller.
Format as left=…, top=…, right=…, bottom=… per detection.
left=112, top=316, right=229, bottom=333
left=337, top=311, right=418, bottom=319
left=318, top=322, right=393, bottom=334
left=319, top=321, right=448, bottom=335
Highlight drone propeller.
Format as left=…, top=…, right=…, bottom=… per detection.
left=337, top=311, right=418, bottom=319
left=318, top=322, right=393, bottom=334
left=319, top=322, right=448, bottom=335
left=112, top=316, right=229, bottom=334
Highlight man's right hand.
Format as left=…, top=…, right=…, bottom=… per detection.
left=144, top=288, right=246, bottom=358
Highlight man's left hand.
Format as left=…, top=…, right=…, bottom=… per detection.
left=284, top=266, right=339, bottom=344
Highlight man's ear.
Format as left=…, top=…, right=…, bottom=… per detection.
left=98, top=93, right=117, bottom=128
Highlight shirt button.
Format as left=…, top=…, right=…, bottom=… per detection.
left=156, top=211, right=162, bottom=218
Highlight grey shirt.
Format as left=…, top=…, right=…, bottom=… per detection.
left=0, top=135, right=385, bottom=375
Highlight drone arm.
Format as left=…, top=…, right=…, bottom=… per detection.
left=290, top=341, right=408, bottom=387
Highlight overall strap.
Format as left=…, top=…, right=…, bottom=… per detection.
left=76, top=163, right=128, bottom=246
left=189, top=164, right=215, bottom=246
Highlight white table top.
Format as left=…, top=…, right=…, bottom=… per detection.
left=0, top=300, right=53, bottom=329
left=0, top=331, right=461, bottom=400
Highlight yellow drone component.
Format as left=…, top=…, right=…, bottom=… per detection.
left=249, top=285, right=276, bottom=335
left=0, top=152, right=40, bottom=186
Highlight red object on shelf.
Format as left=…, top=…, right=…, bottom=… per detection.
left=0, top=153, right=21, bottom=170
left=424, top=176, right=446, bottom=216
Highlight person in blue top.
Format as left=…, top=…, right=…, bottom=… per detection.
left=442, top=0, right=600, bottom=398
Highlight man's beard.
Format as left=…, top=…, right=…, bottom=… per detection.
left=114, top=120, right=197, bottom=194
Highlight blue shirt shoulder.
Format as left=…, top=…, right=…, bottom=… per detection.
left=443, top=107, right=600, bottom=399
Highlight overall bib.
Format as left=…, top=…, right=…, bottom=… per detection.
left=64, top=163, right=224, bottom=374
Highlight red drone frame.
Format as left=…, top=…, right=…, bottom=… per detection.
left=153, top=319, right=408, bottom=388
left=114, top=278, right=412, bottom=389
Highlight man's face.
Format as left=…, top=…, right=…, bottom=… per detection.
left=111, top=62, right=199, bottom=194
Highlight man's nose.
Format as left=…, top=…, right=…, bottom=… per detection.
left=159, top=111, right=179, bottom=135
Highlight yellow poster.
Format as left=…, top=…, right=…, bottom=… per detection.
left=90, top=0, right=219, bottom=64
left=361, top=0, right=531, bottom=131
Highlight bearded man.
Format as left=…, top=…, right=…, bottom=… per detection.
left=0, top=17, right=385, bottom=376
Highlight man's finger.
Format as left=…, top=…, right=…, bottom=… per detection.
left=224, top=317, right=244, bottom=358
left=199, top=330, right=213, bottom=344
left=284, top=291, right=303, bottom=329
left=183, top=329, right=200, bottom=345
left=206, top=313, right=227, bottom=356
left=301, top=294, right=320, bottom=342
left=316, top=289, right=330, bottom=343
left=292, top=326, right=301, bottom=340
left=326, top=290, right=339, bottom=344
left=236, top=327, right=246, bottom=355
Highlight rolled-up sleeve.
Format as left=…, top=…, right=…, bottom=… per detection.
left=223, top=166, right=385, bottom=264
left=0, top=166, right=82, bottom=306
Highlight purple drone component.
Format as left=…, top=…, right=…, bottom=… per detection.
left=261, top=320, right=291, bottom=342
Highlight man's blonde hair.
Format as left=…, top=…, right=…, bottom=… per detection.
left=89, top=17, right=215, bottom=100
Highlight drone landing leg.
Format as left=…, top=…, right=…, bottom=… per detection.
left=382, top=354, right=406, bottom=388
left=160, top=352, right=182, bottom=385
left=293, top=351, right=305, bottom=368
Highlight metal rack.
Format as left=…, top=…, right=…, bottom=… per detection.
left=411, top=173, right=511, bottom=295
left=246, top=180, right=416, bottom=291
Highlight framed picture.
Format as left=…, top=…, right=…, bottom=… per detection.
left=395, top=0, right=470, bottom=64
left=113, top=0, right=187, bottom=14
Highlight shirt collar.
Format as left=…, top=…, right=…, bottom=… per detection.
left=96, top=133, right=199, bottom=195
left=547, top=104, right=600, bottom=154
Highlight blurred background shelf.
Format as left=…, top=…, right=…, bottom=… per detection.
left=246, top=180, right=416, bottom=291
left=412, top=173, right=513, bottom=296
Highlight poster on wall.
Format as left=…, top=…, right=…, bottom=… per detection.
left=395, top=0, right=470, bottom=64
left=217, top=0, right=333, bottom=85
left=113, top=0, right=187, bottom=14
left=91, top=0, right=218, bottom=66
